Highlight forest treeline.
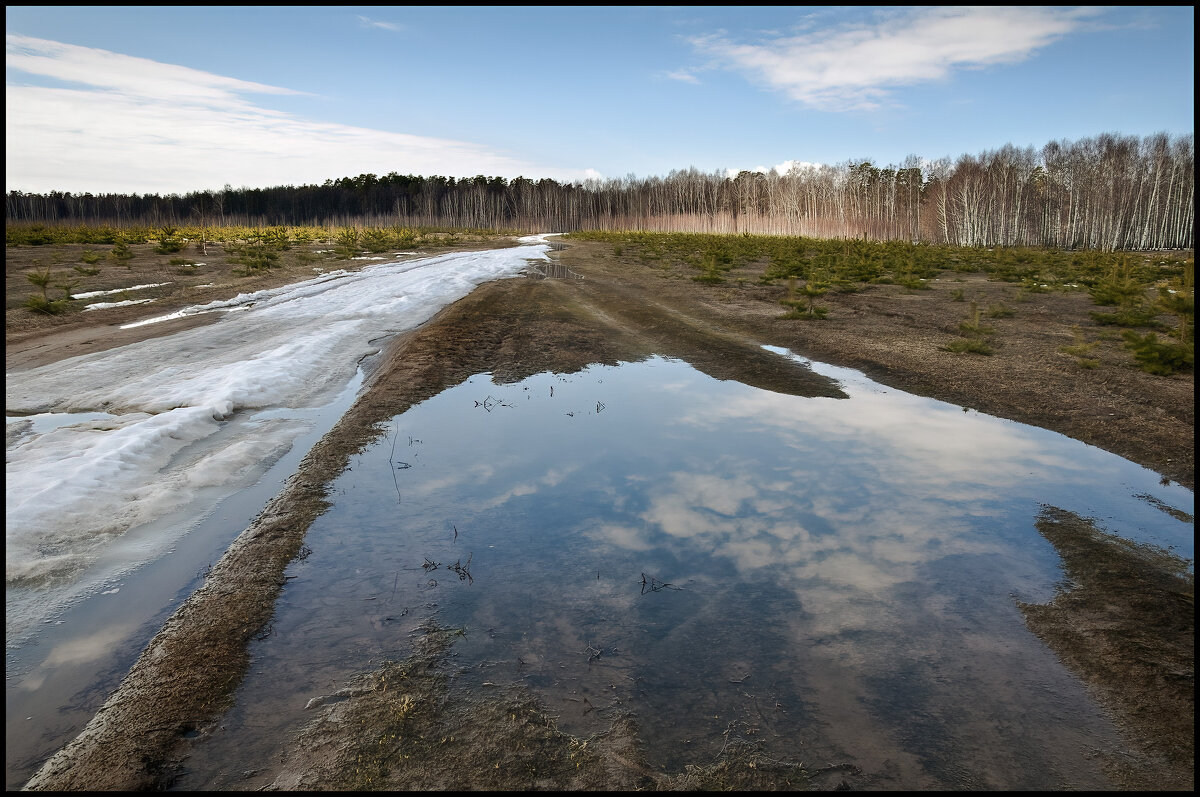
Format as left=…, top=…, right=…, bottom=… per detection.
left=6, top=132, right=1193, bottom=251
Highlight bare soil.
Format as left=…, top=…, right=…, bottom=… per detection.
left=4, top=232, right=511, bottom=369
left=261, top=625, right=824, bottom=791
left=1019, top=506, right=1193, bottom=790
left=9, top=236, right=1193, bottom=790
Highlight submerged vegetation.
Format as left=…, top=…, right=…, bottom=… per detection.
left=268, top=625, right=818, bottom=791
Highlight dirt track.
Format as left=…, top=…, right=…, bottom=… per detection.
left=9, top=236, right=1192, bottom=487
left=11, top=236, right=1193, bottom=790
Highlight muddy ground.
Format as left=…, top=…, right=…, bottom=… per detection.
left=8, top=235, right=1194, bottom=790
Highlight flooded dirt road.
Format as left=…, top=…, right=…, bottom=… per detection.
left=11, top=237, right=1193, bottom=790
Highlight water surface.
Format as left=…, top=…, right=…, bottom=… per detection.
left=177, top=350, right=1193, bottom=790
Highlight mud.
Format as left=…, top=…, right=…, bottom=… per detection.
left=12, top=236, right=1194, bottom=790
left=1019, top=507, right=1193, bottom=790
left=261, top=625, right=818, bottom=791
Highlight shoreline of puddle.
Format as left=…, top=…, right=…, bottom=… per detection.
left=165, top=351, right=1191, bottom=790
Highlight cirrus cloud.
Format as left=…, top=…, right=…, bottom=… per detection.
left=356, top=15, right=405, bottom=32
left=5, top=34, right=595, bottom=194
left=688, top=6, right=1103, bottom=111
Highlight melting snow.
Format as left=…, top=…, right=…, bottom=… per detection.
left=6, top=238, right=553, bottom=634
left=83, top=298, right=155, bottom=311
left=71, top=282, right=172, bottom=300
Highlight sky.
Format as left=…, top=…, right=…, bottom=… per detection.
left=4, top=5, right=1195, bottom=195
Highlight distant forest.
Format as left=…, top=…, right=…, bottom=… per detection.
left=6, top=132, right=1193, bottom=251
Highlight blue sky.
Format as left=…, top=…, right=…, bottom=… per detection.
left=5, top=5, right=1194, bottom=195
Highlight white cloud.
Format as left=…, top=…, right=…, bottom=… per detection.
left=689, top=7, right=1101, bottom=111
left=5, top=34, right=591, bottom=194
left=723, top=159, right=822, bottom=178
left=356, top=15, right=405, bottom=32
left=6, top=34, right=302, bottom=106
left=773, top=158, right=822, bottom=174
left=664, top=69, right=701, bottom=84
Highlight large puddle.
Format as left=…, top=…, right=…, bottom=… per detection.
left=173, top=350, right=1192, bottom=790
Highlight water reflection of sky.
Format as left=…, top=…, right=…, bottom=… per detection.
left=181, top=352, right=1193, bottom=791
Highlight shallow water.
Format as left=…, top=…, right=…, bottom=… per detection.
left=6, top=243, right=571, bottom=789
left=2, top=365, right=378, bottom=790
left=5, top=242, right=548, bottom=604
left=175, top=350, right=1193, bottom=790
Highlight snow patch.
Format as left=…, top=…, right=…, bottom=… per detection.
left=71, top=282, right=172, bottom=300
left=84, top=298, right=155, bottom=311
left=6, top=242, right=551, bottom=631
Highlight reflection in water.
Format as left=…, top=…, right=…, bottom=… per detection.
left=525, top=261, right=583, bottom=279
left=180, top=353, right=1193, bottom=790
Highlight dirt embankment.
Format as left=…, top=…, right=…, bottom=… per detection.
left=16, top=237, right=1194, bottom=790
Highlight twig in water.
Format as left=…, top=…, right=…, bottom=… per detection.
left=449, top=552, right=474, bottom=583
left=390, top=423, right=402, bottom=504
left=640, top=572, right=682, bottom=594
left=474, top=395, right=512, bottom=412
